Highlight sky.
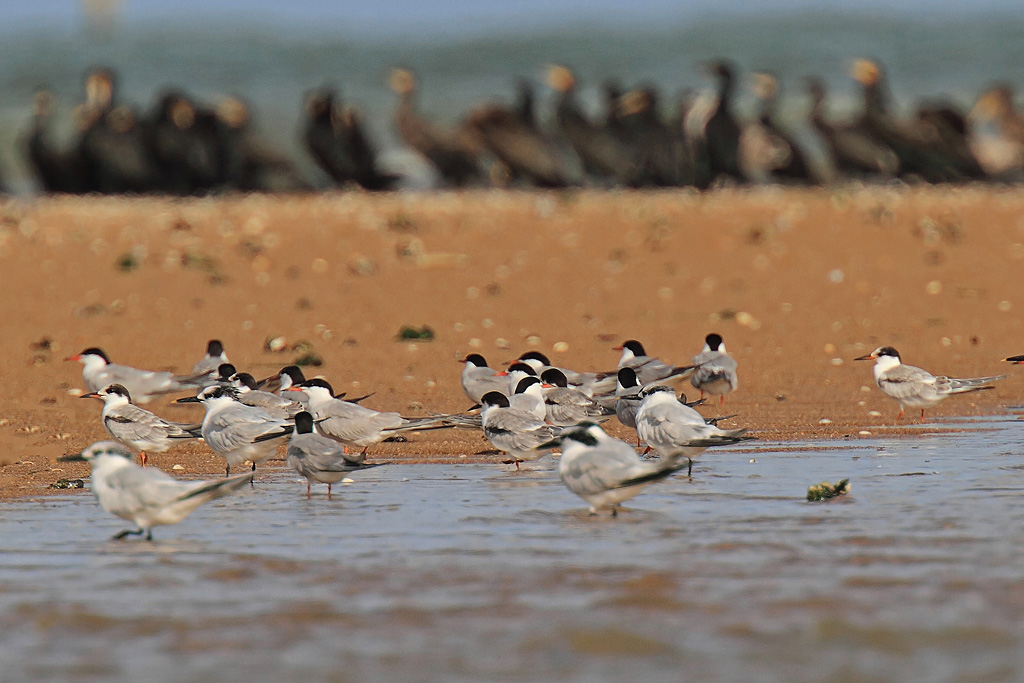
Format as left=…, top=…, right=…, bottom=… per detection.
left=6, top=0, right=1024, bottom=37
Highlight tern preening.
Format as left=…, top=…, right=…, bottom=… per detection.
left=690, top=333, right=738, bottom=405
left=537, top=422, right=688, bottom=516
left=635, top=385, right=751, bottom=475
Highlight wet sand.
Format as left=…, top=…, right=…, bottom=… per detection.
left=1, top=186, right=1021, bottom=497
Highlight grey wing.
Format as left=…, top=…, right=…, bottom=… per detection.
left=691, top=353, right=737, bottom=385
left=109, top=405, right=195, bottom=443
left=947, top=374, right=1007, bottom=392
left=206, top=409, right=287, bottom=451
left=879, top=364, right=935, bottom=400
left=290, top=434, right=365, bottom=471
left=560, top=446, right=650, bottom=496
left=486, top=411, right=557, bottom=451
left=321, top=406, right=403, bottom=444
left=101, top=467, right=185, bottom=517
left=241, top=392, right=304, bottom=419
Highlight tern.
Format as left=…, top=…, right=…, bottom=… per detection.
left=690, top=333, right=738, bottom=405
left=290, top=379, right=453, bottom=454
left=177, top=386, right=293, bottom=476
left=855, top=346, right=1006, bottom=421
left=536, top=422, right=688, bottom=515
left=81, top=384, right=201, bottom=467
left=257, top=365, right=307, bottom=394
left=66, top=347, right=208, bottom=404
left=539, top=368, right=615, bottom=427
left=635, top=385, right=751, bottom=475
left=517, top=350, right=612, bottom=395
left=59, top=441, right=254, bottom=541
left=510, top=376, right=548, bottom=421
left=229, top=371, right=305, bottom=419
left=614, top=340, right=697, bottom=386
left=479, top=391, right=559, bottom=468
left=286, top=411, right=383, bottom=497
left=192, top=339, right=229, bottom=377
left=459, top=354, right=509, bottom=404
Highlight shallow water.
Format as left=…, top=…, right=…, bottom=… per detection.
left=4, top=415, right=1024, bottom=682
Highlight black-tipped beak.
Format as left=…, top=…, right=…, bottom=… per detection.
left=58, top=453, right=85, bottom=462
left=79, top=392, right=102, bottom=399
left=853, top=354, right=874, bottom=361
left=175, top=396, right=201, bottom=403
left=1004, top=355, right=1024, bottom=364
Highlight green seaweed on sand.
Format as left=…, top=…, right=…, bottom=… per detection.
left=807, top=479, right=850, bottom=502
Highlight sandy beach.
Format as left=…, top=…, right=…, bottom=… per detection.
left=1, top=186, right=1021, bottom=498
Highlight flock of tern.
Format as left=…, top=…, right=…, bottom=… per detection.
left=59, top=335, right=1018, bottom=540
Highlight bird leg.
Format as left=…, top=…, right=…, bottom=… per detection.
left=720, top=395, right=725, bottom=407
left=113, top=528, right=146, bottom=540
left=920, top=409, right=926, bottom=423
left=687, top=458, right=693, bottom=477
left=306, top=482, right=311, bottom=499
left=897, top=408, right=904, bottom=420
left=700, top=390, right=705, bottom=400
left=327, top=483, right=333, bottom=499
left=225, top=465, right=231, bottom=477
left=250, top=462, right=257, bottom=487
left=611, top=506, right=618, bottom=518
left=140, top=451, right=148, bottom=468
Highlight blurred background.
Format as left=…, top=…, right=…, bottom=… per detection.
left=2, top=0, right=1023, bottom=192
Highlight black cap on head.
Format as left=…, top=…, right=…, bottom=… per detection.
left=294, top=411, right=315, bottom=434
left=639, top=384, right=674, bottom=398
left=462, top=354, right=488, bottom=367
left=207, top=340, right=225, bottom=356
left=218, top=363, right=237, bottom=380
left=481, top=391, right=510, bottom=408
left=876, top=346, right=901, bottom=359
left=514, top=376, right=542, bottom=394
left=301, top=377, right=335, bottom=394
left=564, top=422, right=600, bottom=446
left=81, top=347, right=110, bottom=363
left=232, top=372, right=259, bottom=390
left=104, top=383, right=132, bottom=401
left=622, top=340, right=646, bottom=356
left=540, top=368, right=568, bottom=387
left=200, top=386, right=231, bottom=400
left=705, top=333, right=723, bottom=351
left=617, top=367, right=639, bottom=387
left=280, top=365, right=306, bottom=384
left=506, top=362, right=537, bottom=375
left=519, top=351, right=551, bottom=365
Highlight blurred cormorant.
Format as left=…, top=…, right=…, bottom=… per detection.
left=388, top=67, right=483, bottom=187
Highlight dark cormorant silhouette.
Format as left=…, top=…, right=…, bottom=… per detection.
left=145, top=90, right=224, bottom=195
left=75, top=67, right=160, bottom=193
left=388, top=68, right=483, bottom=188
left=689, top=60, right=744, bottom=187
left=851, top=59, right=984, bottom=183
left=464, top=80, right=572, bottom=188
left=744, top=73, right=813, bottom=183
left=216, top=97, right=312, bottom=192
left=546, top=65, right=638, bottom=186
left=24, top=89, right=89, bottom=193
left=618, top=86, right=689, bottom=186
left=805, top=77, right=898, bottom=181
left=303, top=87, right=399, bottom=191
